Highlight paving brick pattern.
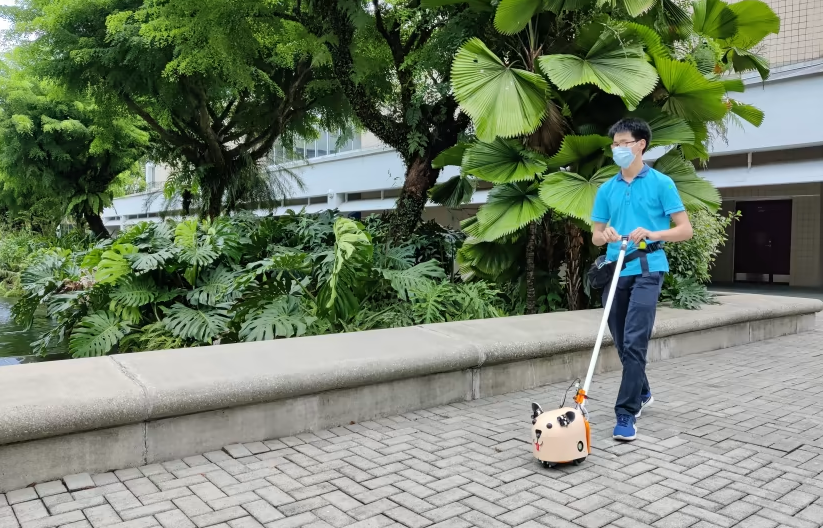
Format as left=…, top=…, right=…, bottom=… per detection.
left=5, top=318, right=823, bottom=528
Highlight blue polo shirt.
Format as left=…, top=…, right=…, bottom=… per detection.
left=591, top=164, right=685, bottom=277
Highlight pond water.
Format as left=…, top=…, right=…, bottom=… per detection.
left=0, top=297, right=65, bottom=366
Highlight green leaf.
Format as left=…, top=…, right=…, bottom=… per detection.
left=317, top=217, right=374, bottom=321
left=162, top=303, right=230, bottom=343
left=457, top=238, right=520, bottom=281
left=126, top=247, right=179, bottom=274
left=110, top=276, right=158, bottom=307
left=462, top=138, right=547, bottom=184
left=721, top=78, right=745, bottom=93
left=619, top=22, right=672, bottom=61
left=452, top=38, right=548, bottom=142
left=646, top=113, right=696, bottom=147
left=656, top=58, right=728, bottom=122
left=729, top=100, right=764, bottom=127
left=239, top=296, right=314, bottom=341
left=539, top=165, right=616, bottom=221
left=623, top=0, right=656, bottom=17
left=728, top=48, right=771, bottom=80
left=174, top=219, right=218, bottom=268
left=545, top=134, right=612, bottom=168
left=187, top=265, right=242, bottom=306
left=69, top=311, right=130, bottom=358
left=681, top=122, right=710, bottom=161
left=475, top=182, right=548, bottom=241
left=381, top=260, right=447, bottom=301
left=543, top=0, right=591, bottom=12
left=429, top=175, right=477, bottom=207
left=432, top=143, right=471, bottom=169
left=96, top=244, right=138, bottom=285
left=692, top=0, right=737, bottom=39
left=653, top=149, right=720, bottom=211
left=494, top=0, right=542, bottom=35
left=539, top=45, right=659, bottom=111
left=722, top=0, right=780, bottom=48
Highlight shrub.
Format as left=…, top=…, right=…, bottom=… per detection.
left=662, top=209, right=739, bottom=309
left=13, top=211, right=499, bottom=358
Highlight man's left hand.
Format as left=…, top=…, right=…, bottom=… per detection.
left=629, top=227, right=655, bottom=243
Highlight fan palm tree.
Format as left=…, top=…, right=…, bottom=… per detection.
left=427, top=0, right=778, bottom=312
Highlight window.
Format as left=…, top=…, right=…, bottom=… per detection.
left=271, top=129, right=362, bottom=162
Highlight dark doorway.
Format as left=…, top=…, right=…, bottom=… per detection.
left=734, top=200, right=792, bottom=284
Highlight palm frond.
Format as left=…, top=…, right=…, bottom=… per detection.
left=452, top=38, right=548, bottom=142
left=462, top=138, right=548, bottom=184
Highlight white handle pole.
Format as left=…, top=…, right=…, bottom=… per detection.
left=582, top=239, right=628, bottom=394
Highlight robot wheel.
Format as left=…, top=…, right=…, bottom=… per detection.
left=541, top=461, right=556, bottom=469
left=572, top=457, right=586, bottom=466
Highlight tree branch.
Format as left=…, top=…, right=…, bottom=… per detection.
left=121, top=93, right=194, bottom=150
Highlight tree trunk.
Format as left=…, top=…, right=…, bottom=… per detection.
left=565, top=220, right=584, bottom=311
left=84, top=212, right=110, bottom=239
left=389, top=156, right=440, bottom=241
left=525, top=221, right=537, bottom=315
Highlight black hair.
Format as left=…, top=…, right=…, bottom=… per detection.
left=608, top=118, right=652, bottom=153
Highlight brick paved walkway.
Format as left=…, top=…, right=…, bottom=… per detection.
left=4, top=321, right=823, bottom=528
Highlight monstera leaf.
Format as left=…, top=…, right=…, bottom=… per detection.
left=452, top=38, right=548, bottom=142
left=462, top=138, right=548, bottom=184
left=380, top=260, right=447, bottom=301
left=162, top=303, right=231, bottom=343
left=110, top=276, right=159, bottom=307
left=96, top=244, right=138, bottom=285
left=70, top=311, right=131, bottom=358
left=539, top=165, right=617, bottom=222
left=239, top=295, right=315, bottom=341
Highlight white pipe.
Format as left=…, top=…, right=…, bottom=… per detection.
left=582, top=239, right=629, bottom=394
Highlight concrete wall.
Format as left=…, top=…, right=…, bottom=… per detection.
left=711, top=183, right=823, bottom=286
left=0, top=294, right=820, bottom=491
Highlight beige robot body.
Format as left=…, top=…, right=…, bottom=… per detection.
left=531, top=405, right=590, bottom=466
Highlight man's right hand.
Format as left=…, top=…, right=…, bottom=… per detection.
left=603, top=226, right=621, bottom=243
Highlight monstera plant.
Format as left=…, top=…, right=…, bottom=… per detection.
left=428, top=0, right=778, bottom=312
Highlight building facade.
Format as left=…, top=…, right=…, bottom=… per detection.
left=102, top=0, right=823, bottom=287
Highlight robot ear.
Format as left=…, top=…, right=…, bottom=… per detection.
left=531, top=402, right=543, bottom=417
left=564, top=410, right=576, bottom=423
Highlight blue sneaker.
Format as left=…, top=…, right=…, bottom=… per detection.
left=635, top=393, right=654, bottom=418
left=613, top=414, right=637, bottom=441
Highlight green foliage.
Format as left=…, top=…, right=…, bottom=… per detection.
left=6, top=0, right=345, bottom=219
left=0, top=58, right=150, bottom=236
left=662, top=209, right=739, bottom=309
left=13, top=211, right=502, bottom=358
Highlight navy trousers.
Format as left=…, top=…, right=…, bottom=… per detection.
left=602, top=271, right=664, bottom=417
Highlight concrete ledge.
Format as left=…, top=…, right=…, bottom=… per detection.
left=0, top=293, right=820, bottom=491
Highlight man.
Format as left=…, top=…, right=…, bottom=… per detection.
left=591, top=118, right=693, bottom=441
